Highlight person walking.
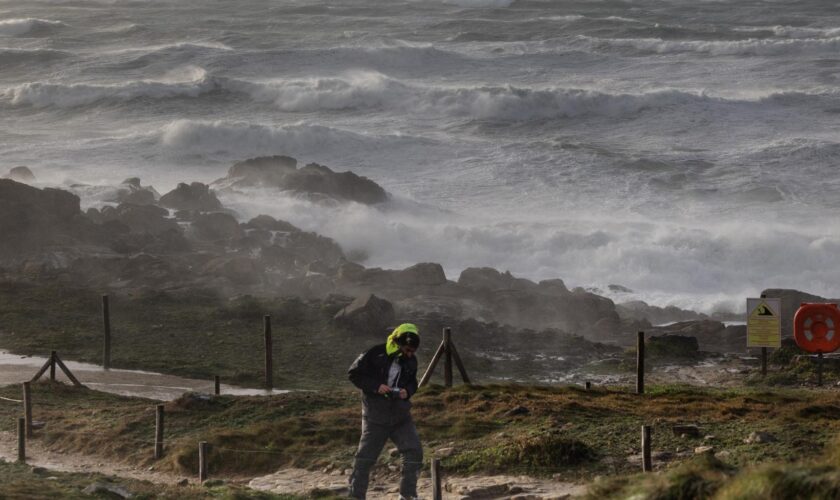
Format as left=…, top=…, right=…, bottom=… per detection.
left=348, top=323, right=423, bottom=500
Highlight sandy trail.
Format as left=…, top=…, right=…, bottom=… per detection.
left=0, top=430, right=188, bottom=485
left=0, top=350, right=288, bottom=400
left=249, top=467, right=587, bottom=499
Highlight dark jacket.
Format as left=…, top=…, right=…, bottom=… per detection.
left=348, top=344, right=418, bottom=425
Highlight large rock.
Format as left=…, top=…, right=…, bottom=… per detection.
left=98, top=204, right=178, bottom=235
left=213, top=156, right=389, bottom=205
left=646, top=334, right=700, bottom=360
left=159, top=182, right=222, bottom=211
left=617, top=300, right=707, bottom=325
left=458, top=267, right=537, bottom=292
left=0, top=179, right=99, bottom=259
left=107, top=177, right=159, bottom=206
left=761, top=289, right=836, bottom=338
left=4, top=166, right=35, bottom=183
left=333, top=293, right=396, bottom=334
left=202, top=256, right=262, bottom=285
left=189, top=212, right=244, bottom=242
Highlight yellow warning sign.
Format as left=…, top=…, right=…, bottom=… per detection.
left=747, top=298, right=781, bottom=348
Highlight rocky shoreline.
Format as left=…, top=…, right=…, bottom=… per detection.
left=1, top=158, right=829, bottom=372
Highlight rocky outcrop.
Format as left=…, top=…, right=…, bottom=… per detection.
left=4, top=166, right=35, bottom=183
left=213, top=156, right=388, bottom=205
left=159, top=182, right=222, bottom=212
left=97, top=204, right=178, bottom=235
left=458, top=267, right=539, bottom=292
left=647, top=334, right=700, bottom=361
left=106, top=178, right=158, bottom=206
left=332, top=293, right=396, bottom=334
left=617, top=300, right=708, bottom=325
left=190, top=212, right=244, bottom=242
left=760, top=289, right=836, bottom=338
left=647, top=320, right=745, bottom=353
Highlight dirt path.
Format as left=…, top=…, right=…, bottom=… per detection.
left=0, top=350, right=288, bottom=400
left=0, top=430, right=188, bottom=485
left=249, top=468, right=587, bottom=499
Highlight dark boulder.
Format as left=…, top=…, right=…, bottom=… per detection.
left=213, top=156, right=389, bottom=205
left=159, top=182, right=222, bottom=211
left=107, top=177, right=158, bottom=206
left=4, top=166, right=35, bottom=183
left=647, top=334, right=700, bottom=360
left=333, top=293, right=396, bottom=334
left=458, top=267, right=536, bottom=291
left=99, top=204, right=178, bottom=235
left=189, top=212, right=244, bottom=242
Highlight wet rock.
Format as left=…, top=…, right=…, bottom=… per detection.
left=458, top=267, right=537, bottom=292
left=744, top=431, right=776, bottom=444
left=435, top=447, right=456, bottom=457
left=159, top=182, right=222, bottom=211
left=214, top=156, right=388, bottom=205
left=101, top=203, right=178, bottom=235
left=107, top=177, right=159, bottom=206
left=671, top=424, right=701, bottom=438
left=694, top=446, right=715, bottom=455
left=82, top=482, right=133, bottom=498
left=647, top=335, right=700, bottom=360
left=202, top=256, right=263, bottom=285
left=176, top=478, right=189, bottom=486
left=5, top=166, right=35, bottom=183
left=333, top=293, right=396, bottom=334
left=189, top=212, right=244, bottom=242
left=504, top=406, right=530, bottom=417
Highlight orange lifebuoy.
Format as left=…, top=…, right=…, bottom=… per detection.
left=794, top=303, right=840, bottom=353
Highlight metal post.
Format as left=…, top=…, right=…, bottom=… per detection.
left=641, top=425, right=652, bottom=472
left=102, top=294, right=111, bottom=370
left=154, top=404, right=165, bottom=459
left=264, top=315, right=273, bottom=390
left=585, top=381, right=591, bottom=391
left=22, top=382, right=32, bottom=438
left=636, top=331, right=645, bottom=395
left=214, top=376, right=220, bottom=396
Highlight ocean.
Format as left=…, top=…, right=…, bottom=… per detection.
left=2, top=0, right=840, bottom=314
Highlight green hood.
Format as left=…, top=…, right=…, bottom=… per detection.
left=386, top=323, right=420, bottom=356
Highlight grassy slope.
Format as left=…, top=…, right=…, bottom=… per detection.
left=1, top=382, right=840, bottom=484
left=0, top=459, right=292, bottom=499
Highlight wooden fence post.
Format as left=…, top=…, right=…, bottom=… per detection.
left=17, top=417, right=25, bottom=463
left=154, top=404, right=165, bottom=459
left=431, top=457, right=442, bottom=500
left=585, top=381, right=591, bottom=391
left=636, top=331, right=645, bottom=395
left=22, top=382, right=32, bottom=438
left=102, top=294, right=111, bottom=370
left=443, top=328, right=453, bottom=388
left=49, top=351, right=56, bottom=381
left=214, top=376, right=220, bottom=396
left=264, top=315, right=273, bottom=390
left=641, top=425, right=652, bottom=472
left=199, top=441, right=209, bottom=482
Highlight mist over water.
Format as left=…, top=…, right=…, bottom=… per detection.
left=2, top=0, right=840, bottom=313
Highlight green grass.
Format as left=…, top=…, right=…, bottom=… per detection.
left=3, top=381, right=840, bottom=484
left=0, top=459, right=294, bottom=499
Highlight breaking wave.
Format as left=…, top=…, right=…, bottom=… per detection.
left=0, top=18, right=65, bottom=36
left=159, top=119, right=420, bottom=159
left=3, top=68, right=222, bottom=108
left=585, top=35, right=840, bottom=56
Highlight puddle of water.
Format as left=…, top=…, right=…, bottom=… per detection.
left=0, top=350, right=289, bottom=401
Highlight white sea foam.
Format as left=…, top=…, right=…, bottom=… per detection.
left=0, top=18, right=65, bottom=36
left=3, top=68, right=218, bottom=108
left=441, top=0, right=515, bottom=7
left=584, top=35, right=840, bottom=56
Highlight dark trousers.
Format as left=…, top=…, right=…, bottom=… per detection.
left=349, top=416, right=423, bottom=499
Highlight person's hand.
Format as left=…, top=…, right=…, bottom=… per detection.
left=377, top=384, right=390, bottom=395
left=399, top=389, right=408, bottom=399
